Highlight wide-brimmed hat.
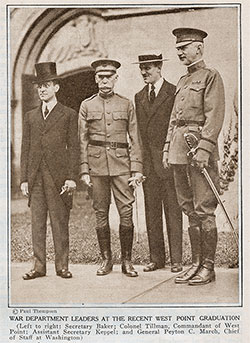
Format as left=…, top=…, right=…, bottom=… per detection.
left=132, top=52, right=168, bottom=64
left=173, top=27, right=208, bottom=48
left=91, top=59, right=121, bottom=75
left=33, top=62, right=60, bottom=83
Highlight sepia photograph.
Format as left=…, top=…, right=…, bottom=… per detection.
left=1, top=1, right=249, bottom=342
left=9, top=3, right=240, bottom=306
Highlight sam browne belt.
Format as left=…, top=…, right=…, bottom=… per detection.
left=89, top=140, right=128, bottom=149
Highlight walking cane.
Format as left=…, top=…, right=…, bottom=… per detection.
left=184, top=132, right=239, bottom=249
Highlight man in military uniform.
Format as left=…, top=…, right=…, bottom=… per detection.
left=79, top=59, right=143, bottom=277
left=134, top=52, right=183, bottom=273
left=163, top=28, right=225, bottom=285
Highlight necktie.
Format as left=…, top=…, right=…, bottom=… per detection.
left=44, top=106, right=49, bottom=119
left=149, top=84, right=156, bottom=104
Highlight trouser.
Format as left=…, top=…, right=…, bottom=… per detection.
left=30, top=160, right=70, bottom=274
left=173, top=163, right=219, bottom=265
left=143, top=168, right=183, bottom=267
left=91, top=175, right=134, bottom=228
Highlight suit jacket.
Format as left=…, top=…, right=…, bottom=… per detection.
left=79, top=93, right=143, bottom=176
left=135, top=79, right=176, bottom=179
left=20, top=102, right=79, bottom=207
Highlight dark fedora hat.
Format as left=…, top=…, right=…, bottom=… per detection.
left=33, top=62, right=60, bottom=83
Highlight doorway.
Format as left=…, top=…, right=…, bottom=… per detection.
left=57, top=69, right=98, bottom=112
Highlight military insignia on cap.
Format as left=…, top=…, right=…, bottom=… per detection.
left=172, top=28, right=208, bottom=48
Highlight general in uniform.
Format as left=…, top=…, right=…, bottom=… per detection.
left=134, top=52, right=183, bottom=273
left=163, top=28, right=225, bottom=285
left=79, top=59, right=143, bottom=277
left=20, top=62, right=79, bottom=280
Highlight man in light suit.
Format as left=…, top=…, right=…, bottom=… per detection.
left=20, top=62, right=79, bottom=280
left=134, top=52, right=183, bottom=273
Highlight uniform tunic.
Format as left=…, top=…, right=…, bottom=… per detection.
left=163, top=60, right=225, bottom=226
left=79, top=92, right=143, bottom=228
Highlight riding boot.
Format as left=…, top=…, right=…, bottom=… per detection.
left=119, top=225, right=138, bottom=277
left=175, top=226, right=202, bottom=284
left=96, top=226, right=113, bottom=276
left=189, top=221, right=217, bottom=286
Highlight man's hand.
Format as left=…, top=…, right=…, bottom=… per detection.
left=80, top=174, right=92, bottom=188
left=162, top=151, right=170, bottom=169
left=128, top=172, right=145, bottom=188
left=20, top=182, right=29, bottom=197
left=61, top=180, right=77, bottom=195
left=192, top=149, right=210, bottom=170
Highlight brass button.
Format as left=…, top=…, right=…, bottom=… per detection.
left=107, top=134, right=110, bottom=138
left=106, top=147, right=110, bottom=151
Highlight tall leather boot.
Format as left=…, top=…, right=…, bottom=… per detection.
left=175, top=226, right=202, bottom=284
left=96, top=226, right=113, bottom=276
left=188, top=223, right=217, bottom=286
left=119, top=225, right=138, bottom=277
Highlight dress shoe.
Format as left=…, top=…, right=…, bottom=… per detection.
left=56, top=269, right=72, bottom=279
left=143, top=262, right=160, bottom=272
left=171, top=263, right=183, bottom=273
left=175, top=264, right=200, bottom=284
left=23, top=270, right=46, bottom=280
left=188, top=266, right=215, bottom=286
left=121, top=261, right=138, bottom=277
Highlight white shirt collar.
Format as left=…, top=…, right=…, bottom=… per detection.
left=42, top=98, right=57, bottom=118
left=149, top=77, right=164, bottom=97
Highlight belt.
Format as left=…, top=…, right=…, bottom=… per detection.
left=89, top=140, right=128, bottom=149
left=175, top=119, right=205, bottom=127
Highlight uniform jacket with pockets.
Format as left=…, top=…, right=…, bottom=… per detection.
left=78, top=93, right=143, bottom=176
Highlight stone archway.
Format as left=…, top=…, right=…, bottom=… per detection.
left=11, top=8, right=108, bottom=191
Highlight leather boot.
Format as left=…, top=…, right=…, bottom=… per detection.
left=175, top=226, right=202, bottom=284
left=188, top=222, right=217, bottom=286
left=96, top=227, right=113, bottom=276
left=119, top=225, right=138, bottom=277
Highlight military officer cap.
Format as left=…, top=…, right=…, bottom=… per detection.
left=133, top=50, right=168, bottom=64
left=91, top=59, right=121, bottom=75
left=173, top=28, right=208, bottom=48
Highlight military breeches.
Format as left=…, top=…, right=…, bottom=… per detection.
left=143, top=168, right=183, bottom=266
left=172, top=163, right=219, bottom=227
left=91, top=175, right=135, bottom=228
left=30, top=160, right=70, bottom=274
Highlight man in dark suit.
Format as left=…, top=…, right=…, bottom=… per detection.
left=20, top=62, right=79, bottom=280
left=134, top=52, right=183, bottom=272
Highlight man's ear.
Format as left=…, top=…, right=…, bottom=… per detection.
left=54, top=84, right=60, bottom=93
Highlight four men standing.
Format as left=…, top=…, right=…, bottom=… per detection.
left=20, top=27, right=226, bottom=286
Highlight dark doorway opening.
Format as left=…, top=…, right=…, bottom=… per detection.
left=57, top=69, right=98, bottom=112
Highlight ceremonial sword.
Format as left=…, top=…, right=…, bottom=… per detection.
left=184, top=132, right=239, bottom=249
